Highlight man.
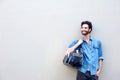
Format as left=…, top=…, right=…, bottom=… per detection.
left=65, top=21, right=103, bottom=80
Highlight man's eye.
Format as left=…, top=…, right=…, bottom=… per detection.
left=81, top=27, right=88, bottom=29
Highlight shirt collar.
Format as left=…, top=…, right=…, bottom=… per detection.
left=82, top=36, right=93, bottom=41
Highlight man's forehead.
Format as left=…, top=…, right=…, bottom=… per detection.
left=81, top=24, right=89, bottom=27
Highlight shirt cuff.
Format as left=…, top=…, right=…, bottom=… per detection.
left=99, top=57, right=104, bottom=61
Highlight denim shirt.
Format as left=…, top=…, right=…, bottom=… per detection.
left=68, top=37, right=103, bottom=75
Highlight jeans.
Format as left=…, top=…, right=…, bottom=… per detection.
left=76, top=71, right=98, bottom=80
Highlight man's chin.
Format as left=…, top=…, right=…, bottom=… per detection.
left=82, top=34, right=87, bottom=36
left=81, top=32, right=90, bottom=35
left=82, top=33, right=87, bottom=35
left=82, top=33, right=89, bottom=35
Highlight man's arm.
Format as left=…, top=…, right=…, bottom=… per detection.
left=65, top=39, right=83, bottom=55
left=96, top=59, right=103, bottom=76
left=96, top=40, right=103, bottom=76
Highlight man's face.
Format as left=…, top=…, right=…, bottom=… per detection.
left=81, top=24, right=91, bottom=35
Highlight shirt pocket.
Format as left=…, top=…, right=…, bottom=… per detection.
left=93, top=44, right=99, bottom=53
left=93, top=43, right=99, bottom=49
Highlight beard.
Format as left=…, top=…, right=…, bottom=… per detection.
left=81, top=31, right=90, bottom=35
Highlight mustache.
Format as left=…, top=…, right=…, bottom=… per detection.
left=81, top=30, right=90, bottom=32
left=81, top=31, right=88, bottom=32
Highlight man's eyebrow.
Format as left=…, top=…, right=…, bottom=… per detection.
left=81, top=26, right=87, bottom=28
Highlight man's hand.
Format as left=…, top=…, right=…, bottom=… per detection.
left=65, top=48, right=74, bottom=55
left=95, top=70, right=101, bottom=77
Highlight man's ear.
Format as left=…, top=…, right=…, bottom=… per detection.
left=89, top=29, right=91, bottom=33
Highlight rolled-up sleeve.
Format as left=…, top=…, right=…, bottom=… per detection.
left=98, top=40, right=104, bottom=61
left=68, top=40, right=78, bottom=48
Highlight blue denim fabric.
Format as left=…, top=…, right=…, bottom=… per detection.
left=68, top=37, right=103, bottom=75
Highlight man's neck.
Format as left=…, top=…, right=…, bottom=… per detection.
left=83, top=34, right=90, bottom=41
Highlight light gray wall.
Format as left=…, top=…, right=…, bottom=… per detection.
left=0, top=0, right=120, bottom=80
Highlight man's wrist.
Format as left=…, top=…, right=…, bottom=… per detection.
left=78, top=39, right=83, bottom=45
left=98, top=69, right=102, bottom=72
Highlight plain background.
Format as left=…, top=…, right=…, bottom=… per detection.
left=0, top=0, right=120, bottom=80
